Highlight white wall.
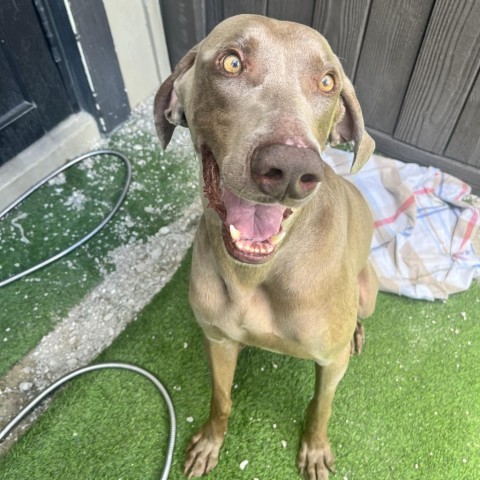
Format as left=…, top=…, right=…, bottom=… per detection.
left=103, top=0, right=171, bottom=109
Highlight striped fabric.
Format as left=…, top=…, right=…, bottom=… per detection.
left=322, top=146, right=480, bottom=301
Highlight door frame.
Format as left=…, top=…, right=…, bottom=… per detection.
left=35, top=0, right=130, bottom=135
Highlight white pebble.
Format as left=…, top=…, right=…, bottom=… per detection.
left=19, top=382, right=33, bottom=392
left=239, top=460, right=248, bottom=470
left=281, top=440, right=287, bottom=448
left=186, top=416, right=194, bottom=423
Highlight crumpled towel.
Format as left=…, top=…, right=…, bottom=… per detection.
left=322, top=146, right=480, bottom=301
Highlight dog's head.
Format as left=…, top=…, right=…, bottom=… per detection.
left=155, top=14, right=374, bottom=264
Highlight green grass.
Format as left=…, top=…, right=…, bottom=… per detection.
left=2, top=251, right=479, bottom=479
left=0, top=120, right=197, bottom=375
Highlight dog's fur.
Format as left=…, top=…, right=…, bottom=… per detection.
left=154, top=14, right=378, bottom=480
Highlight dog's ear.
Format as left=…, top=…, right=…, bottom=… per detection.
left=330, top=76, right=375, bottom=174
left=154, top=46, right=198, bottom=150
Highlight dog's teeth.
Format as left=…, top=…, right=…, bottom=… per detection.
left=235, top=239, right=275, bottom=255
left=260, top=244, right=273, bottom=254
left=229, top=224, right=242, bottom=241
left=270, top=231, right=286, bottom=245
left=235, top=240, right=248, bottom=252
left=238, top=242, right=255, bottom=253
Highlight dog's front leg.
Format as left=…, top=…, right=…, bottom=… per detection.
left=298, top=345, right=350, bottom=480
left=184, top=336, right=240, bottom=478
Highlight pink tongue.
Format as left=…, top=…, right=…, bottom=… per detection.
left=223, top=189, right=285, bottom=241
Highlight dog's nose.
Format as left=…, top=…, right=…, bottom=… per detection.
left=251, top=144, right=323, bottom=200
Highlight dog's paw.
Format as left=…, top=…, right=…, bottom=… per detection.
left=184, top=424, right=224, bottom=478
left=350, top=320, right=365, bottom=355
left=297, top=436, right=335, bottom=480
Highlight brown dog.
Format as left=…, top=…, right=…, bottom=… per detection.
left=154, top=14, right=378, bottom=480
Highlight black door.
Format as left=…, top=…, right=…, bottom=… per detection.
left=0, top=0, right=75, bottom=166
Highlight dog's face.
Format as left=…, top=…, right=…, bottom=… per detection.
left=155, top=14, right=374, bottom=264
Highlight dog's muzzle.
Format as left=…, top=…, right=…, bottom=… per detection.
left=251, top=144, right=323, bottom=201
left=202, top=144, right=323, bottom=265
left=202, top=148, right=293, bottom=264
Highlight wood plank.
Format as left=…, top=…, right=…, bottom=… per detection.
left=394, top=0, right=480, bottom=154
left=444, top=70, right=480, bottom=168
left=267, top=0, right=315, bottom=25
left=354, top=0, right=434, bottom=134
left=159, top=0, right=207, bottom=67
left=223, top=0, right=267, bottom=17
left=312, top=0, right=370, bottom=78
left=206, top=0, right=224, bottom=33
left=370, top=127, right=480, bottom=195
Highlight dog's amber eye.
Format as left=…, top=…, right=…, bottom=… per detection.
left=223, top=54, right=242, bottom=74
left=319, top=74, right=335, bottom=92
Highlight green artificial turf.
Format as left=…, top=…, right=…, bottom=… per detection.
left=1, top=250, right=479, bottom=479
left=0, top=117, right=197, bottom=375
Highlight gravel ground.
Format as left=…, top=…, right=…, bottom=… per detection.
left=0, top=199, right=201, bottom=453
left=0, top=96, right=200, bottom=452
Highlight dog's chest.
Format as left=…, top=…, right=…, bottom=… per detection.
left=190, top=233, right=357, bottom=360
left=196, top=280, right=337, bottom=361
left=239, top=290, right=316, bottom=358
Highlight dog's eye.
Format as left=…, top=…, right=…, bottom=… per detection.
left=223, top=54, right=242, bottom=74
left=319, top=74, right=335, bottom=92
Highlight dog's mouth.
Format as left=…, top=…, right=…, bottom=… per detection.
left=202, top=149, right=292, bottom=264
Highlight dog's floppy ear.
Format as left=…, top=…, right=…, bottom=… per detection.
left=330, top=76, right=375, bottom=174
left=154, top=46, right=198, bottom=150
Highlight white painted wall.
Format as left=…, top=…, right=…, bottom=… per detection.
left=103, top=0, right=171, bottom=109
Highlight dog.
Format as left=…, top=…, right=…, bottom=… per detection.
left=154, top=14, right=378, bottom=480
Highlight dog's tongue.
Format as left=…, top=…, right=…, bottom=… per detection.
left=223, top=189, right=285, bottom=241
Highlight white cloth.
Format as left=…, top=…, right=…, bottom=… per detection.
left=323, top=147, right=480, bottom=301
